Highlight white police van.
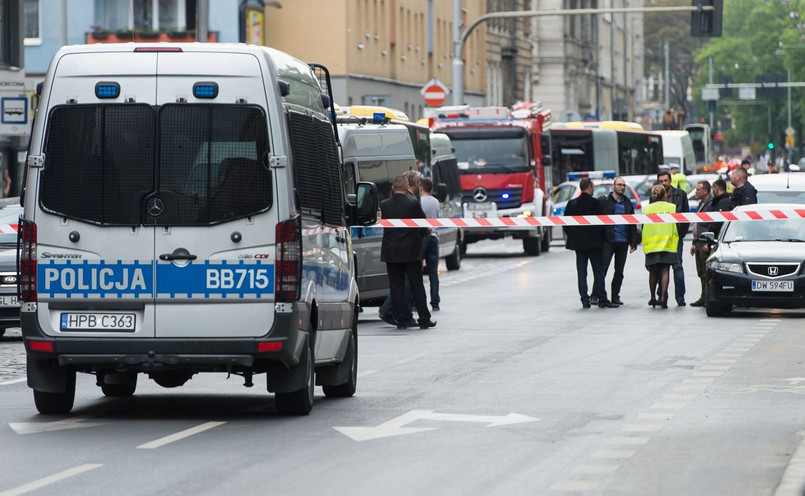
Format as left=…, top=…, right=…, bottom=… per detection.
left=337, top=116, right=418, bottom=306
left=19, top=43, right=378, bottom=415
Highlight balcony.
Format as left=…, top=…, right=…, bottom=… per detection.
left=86, top=30, right=218, bottom=44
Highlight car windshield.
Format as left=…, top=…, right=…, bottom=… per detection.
left=722, top=218, right=805, bottom=242
left=0, top=203, right=21, bottom=245
left=453, top=135, right=530, bottom=174
left=757, top=191, right=805, bottom=204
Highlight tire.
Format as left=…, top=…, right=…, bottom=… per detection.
left=0, top=328, right=5, bottom=337
left=523, top=236, right=541, bottom=256
left=275, top=342, right=314, bottom=415
left=323, top=317, right=358, bottom=398
left=445, top=239, right=461, bottom=271
left=540, top=227, right=551, bottom=252
left=100, top=372, right=137, bottom=397
left=33, top=369, right=76, bottom=415
left=459, top=239, right=467, bottom=256
left=705, top=299, right=730, bottom=317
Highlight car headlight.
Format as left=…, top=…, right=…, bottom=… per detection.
left=707, top=260, right=744, bottom=273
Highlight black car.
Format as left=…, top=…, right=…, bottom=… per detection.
left=702, top=204, right=805, bottom=317
left=0, top=197, right=21, bottom=336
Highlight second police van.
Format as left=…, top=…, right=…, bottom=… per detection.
left=18, top=43, right=378, bottom=415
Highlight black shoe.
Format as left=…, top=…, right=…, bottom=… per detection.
left=690, top=299, right=705, bottom=307
left=432, top=305, right=440, bottom=312
left=598, top=299, right=619, bottom=308
left=590, top=296, right=599, bottom=305
left=582, top=301, right=591, bottom=309
left=419, top=320, right=437, bottom=329
left=379, top=313, right=397, bottom=326
left=611, top=297, right=623, bottom=306
left=676, top=299, right=686, bottom=307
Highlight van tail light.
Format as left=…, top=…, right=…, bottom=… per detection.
left=18, top=218, right=37, bottom=303
left=275, top=216, right=301, bottom=302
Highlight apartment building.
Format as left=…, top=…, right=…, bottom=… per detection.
left=529, top=0, right=644, bottom=122
left=264, top=0, right=487, bottom=120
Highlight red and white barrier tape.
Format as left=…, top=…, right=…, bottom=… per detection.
left=0, top=224, right=17, bottom=233
left=376, top=208, right=805, bottom=228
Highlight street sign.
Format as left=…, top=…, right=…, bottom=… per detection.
left=739, top=87, right=756, bottom=100
left=786, top=126, right=795, bottom=137
left=786, top=136, right=795, bottom=147
left=701, top=87, right=719, bottom=100
left=421, top=78, right=448, bottom=107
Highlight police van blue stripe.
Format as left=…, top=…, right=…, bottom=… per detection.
left=38, top=260, right=274, bottom=299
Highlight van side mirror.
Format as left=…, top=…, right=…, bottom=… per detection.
left=435, top=183, right=448, bottom=202
left=542, top=156, right=552, bottom=166
left=351, top=181, right=379, bottom=226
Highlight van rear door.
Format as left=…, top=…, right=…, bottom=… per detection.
left=149, top=52, right=275, bottom=339
left=36, top=102, right=157, bottom=338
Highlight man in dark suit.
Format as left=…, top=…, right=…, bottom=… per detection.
left=564, top=177, right=616, bottom=309
left=380, top=175, right=437, bottom=330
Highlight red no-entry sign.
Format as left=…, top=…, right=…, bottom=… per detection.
left=423, top=83, right=447, bottom=107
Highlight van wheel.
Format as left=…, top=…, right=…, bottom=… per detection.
left=275, top=343, right=314, bottom=415
left=523, top=236, right=541, bottom=256
left=540, top=227, right=551, bottom=252
left=33, top=370, right=76, bottom=415
left=445, top=239, right=461, bottom=271
left=323, top=314, right=358, bottom=398
left=100, top=372, right=137, bottom=397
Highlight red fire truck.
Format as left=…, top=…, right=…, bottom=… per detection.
left=430, top=103, right=553, bottom=255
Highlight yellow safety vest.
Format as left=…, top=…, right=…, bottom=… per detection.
left=671, top=172, right=687, bottom=191
left=642, top=201, right=679, bottom=254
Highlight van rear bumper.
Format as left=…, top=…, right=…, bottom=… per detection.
left=20, top=309, right=305, bottom=371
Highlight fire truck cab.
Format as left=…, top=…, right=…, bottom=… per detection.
left=431, top=104, right=552, bottom=255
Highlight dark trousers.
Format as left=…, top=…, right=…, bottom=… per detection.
left=693, top=241, right=709, bottom=300
left=423, top=235, right=440, bottom=307
left=575, top=248, right=605, bottom=304
left=672, top=240, right=686, bottom=301
left=386, top=261, right=431, bottom=324
left=602, top=242, right=629, bottom=300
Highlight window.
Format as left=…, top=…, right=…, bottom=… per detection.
left=23, top=0, right=39, bottom=44
left=101, top=0, right=188, bottom=31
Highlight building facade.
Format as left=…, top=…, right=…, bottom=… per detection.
left=264, top=0, right=487, bottom=120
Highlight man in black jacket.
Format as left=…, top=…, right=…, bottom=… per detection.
left=658, top=169, right=690, bottom=306
left=689, top=180, right=715, bottom=307
left=729, top=166, right=758, bottom=208
left=380, top=175, right=436, bottom=330
left=598, top=177, right=639, bottom=306
left=707, top=178, right=733, bottom=236
left=565, top=178, right=617, bottom=309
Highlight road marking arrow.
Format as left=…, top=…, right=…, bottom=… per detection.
left=9, top=416, right=103, bottom=435
left=333, top=409, right=539, bottom=441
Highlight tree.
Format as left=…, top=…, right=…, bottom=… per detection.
left=693, top=0, right=792, bottom=151
left=644, top=0, right=704, bottom=122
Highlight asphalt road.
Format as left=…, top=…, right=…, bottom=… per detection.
left=2, top=237, right=805, bottom=496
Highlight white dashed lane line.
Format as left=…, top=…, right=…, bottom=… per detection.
left=548, top=320, right=781, bottom=493
left=0, top=464, right=104, bottom=496
left=136, top=421, right=226, bottom=450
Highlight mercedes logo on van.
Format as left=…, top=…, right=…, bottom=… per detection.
left=768, top=266, right=778, bottom=276
left=147, top=197, right=165, bottom=217
left=472, top=187, right=488, bottom=202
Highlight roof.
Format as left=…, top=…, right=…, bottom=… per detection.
left=748, top=173, right=805, bottom=190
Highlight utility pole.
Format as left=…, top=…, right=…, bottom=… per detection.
left=664, top=42, right=670, bottom=110
left=451, top=0, right=464, bottom=105
left=197, top=0, right=208, bottom=43
left=708, top=56, right=713, bottom=130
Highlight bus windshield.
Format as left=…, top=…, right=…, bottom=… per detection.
left=445, top=128, right=530, bottom=174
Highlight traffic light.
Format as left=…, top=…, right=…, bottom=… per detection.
left=768, top=141, right=775, bottom=151
left=707, top=100, right=717, bottom=112
left=691, top=0, right=723, bottom=37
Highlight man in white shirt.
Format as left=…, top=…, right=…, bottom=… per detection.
left=419, top=177, right=441, bottom=311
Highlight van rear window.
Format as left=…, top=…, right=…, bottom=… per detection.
left=40, top=104, right=271, bottom=226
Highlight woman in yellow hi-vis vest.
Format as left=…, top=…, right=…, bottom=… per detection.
left=642, top=185, right=680, bottom=308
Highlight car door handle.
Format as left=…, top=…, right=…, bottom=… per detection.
left=159, top=253, right=198, bottom=261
